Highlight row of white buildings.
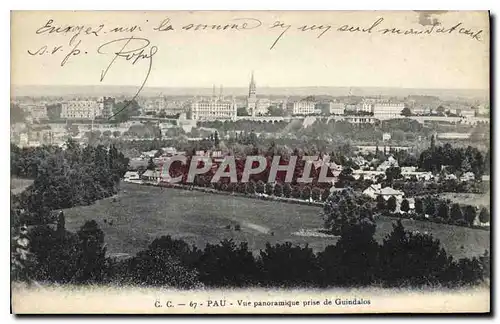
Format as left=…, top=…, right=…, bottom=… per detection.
left=18, top=97, right=116, bottom=121
left=61, top=97, right=115, bottom=119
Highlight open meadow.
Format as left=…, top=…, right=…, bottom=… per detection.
left=62, top=183, right=490, bottom=260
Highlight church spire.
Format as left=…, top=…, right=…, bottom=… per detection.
left=249, top=71, right=256, bottom=97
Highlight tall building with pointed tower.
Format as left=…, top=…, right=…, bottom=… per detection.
left=247, top=71, right=257, bottom=116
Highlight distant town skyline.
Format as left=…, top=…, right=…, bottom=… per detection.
left=11, top=11, right=489, bottom=90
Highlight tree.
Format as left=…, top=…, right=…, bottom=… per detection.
left=323, top=188, right=374, bottom=235
left=10, top=103, right=26, bottom=123
left=387, top=196, right=397, bottom=212
left=379, top=220, right=451, bottom=286
left=301, top=186, right=312, bottom=200
left=430, top=134, right=436, bottom=150
left=400, top=198, right=410, bottom=213
left=311, top=187, right=321, bottom=201
left=265, top=183, right=274, bottom=195
left=267, top=106, right=286, bottom=117
left=112, top=100, right=141, bottom=123
left=321, top=188, right=330, bottom=201
left=376, top=195, right=386, bottom=211
left=450, top=203, right=463, bottom=221
left=463, top=205, right=477, bottom=227
left=76, top=220, right=106, bottom=283
left=283, top=183, right=292, bottom=198
left=401, top=107, right=412, bottom=117
left=246, top=181, right=256, bottom=195
left=322, top=218, right=379, bottom=285
left=436, top=105, right=446, bottom=115
left=291, top=186, right=301, bottom=199
left=237, top=107, right=249, bottom=116
left=273, top=183, right=283, bottom=197
left=385, top=167, right=402, bottom=183
left=479, top=207, right=490, bottom=224
left=56, top=211, right=66, bottom=235
left=256, top=180, right=265, bottom=194
left=147, top=157, right=156, bottom=170
left=112, top=131, right=121, bottom=138
left=214, top=131, right=220, bottom=148
left=414, top=198, right=424, bottom=215
left=437, top=201, right=449, bottom=220
left=424, top=198, right=435, bottom=216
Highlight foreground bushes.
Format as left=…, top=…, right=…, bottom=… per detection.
left=14, top=216, right=489, bottom=289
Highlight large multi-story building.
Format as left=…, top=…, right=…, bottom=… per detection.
left=190, top=86, right=237, bottom=121
left=287, top=100, right=316, bottom=115
left=458, top=108, right=475, bottom=118
left=328, top=102, right=346, bottom=115
left=61, top=100, right=100, bottom=120
left=372, top=102, right=405, bottom=119
left=255, top=98, right=271, bottom=116
left=98, top=97, right=115, bottom=119
left=361, top=99, right=378, bottom=113
left=20, top=104, right=48, bottom=120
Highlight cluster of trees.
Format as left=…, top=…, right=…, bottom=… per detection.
left=11, top=103, right=27, bottom=123
left=14, top=214, right=489, bottom=289
left=11, top=141, right=129, bottom=224
left=205, top=180, right=332, bottom=203
left=418, top=141, right=487, bottom=178
left=112, top=100, right=141, bottom=123
left=393, top=178, right=488, bottom=196
left=400, top=196, right=489, bottom=227
left=12, top=216, right=108, bottom=284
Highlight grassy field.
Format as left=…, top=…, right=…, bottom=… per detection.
left=438, top=192, right=490, bottom=209
left=10, top=178, right=34, bottom=194
left=62, top=183, right=490, bottom=259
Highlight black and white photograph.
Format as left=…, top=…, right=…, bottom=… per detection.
left=10, top=10, right=491, bottom=314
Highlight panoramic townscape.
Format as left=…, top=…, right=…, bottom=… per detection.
left=11, top=72, right=491, bottom=289
left=10, top=10, right=490, bottom=314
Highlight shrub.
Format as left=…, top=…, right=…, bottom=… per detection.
left=414, top=198, right=424, bottom=214
left=387, top=196, right=397, bottom=212
left=273, top=183, right=283, bottom=197
left=321, top=188, right=330, bottom=201
left=282, top=183, right=292, bottom=198
left=376, top=195, right=386, bottom=211
left=259, top=242, right=319, bottom=287
left=400, top=198, right=410, bottom=213
left=301, top=186, right=311, bottom=200
left=311, top=187, right=321, bottom=201
left=463, top=205, right=477, bottom=227
left=320, top=219, right=379, bottom=287
left=245, top=181, right=256, bottom=195
left=126, top=252, right=201, bottom=289
left=380, top=220, right=452, bottom=287
left=437, top=201, right=449, bottom=220
left=479, top=207, right=490, bottom=224
left=256, top=180, right=265, bottom=194
left=197, top=240, right=258, bottom=287
left=450, top=203, right=463, bottom=221
left=265, top=183, right=274, bottom=195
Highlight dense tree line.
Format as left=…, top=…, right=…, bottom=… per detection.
left=14, top=213, right=489, bottom=289
left=11, top=141, right=129, bottom=224
left=418, top=142, right=487, bottom=177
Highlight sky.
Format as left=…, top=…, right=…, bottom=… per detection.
left=11, top=11, right=490, bottom=90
